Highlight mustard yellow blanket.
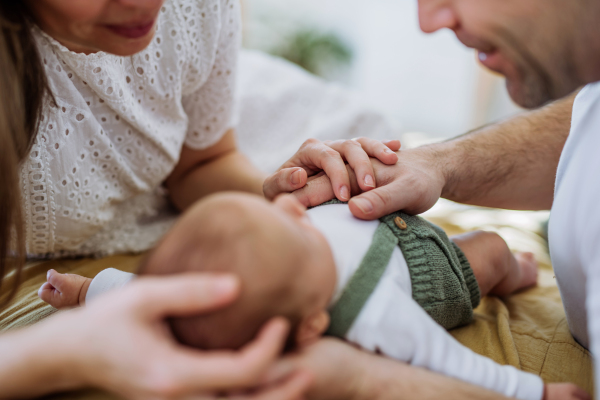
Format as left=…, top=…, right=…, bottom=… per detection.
left=0, top=203, right=592, bottom=399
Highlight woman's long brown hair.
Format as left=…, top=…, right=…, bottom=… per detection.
left=0, top=1, right=49, bottom=308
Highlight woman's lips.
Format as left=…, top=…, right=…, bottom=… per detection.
left=105, top=20, right=155, bottom=39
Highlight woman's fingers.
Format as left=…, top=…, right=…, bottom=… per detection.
left=355, top=138, right=400, bottom=164
left=169, top=318, right=291, bottom=392
left=263, top=168, right=307, bottom=200
left=301, top=143, right=351, bottom=202
left=292, top=174, right=335, bottom=208
left=324, top=140, right=376, bottom=193
left=264, top=138, right=401, bottom=201
left=265, top=139, right=352, bottom=202
left=292, top=167, right=360, bottom=208
left=124, top=274, right=241, bottom=320
left=324, top=138, right=399, bottom=193
left=382, top=139, right=402, bottom=152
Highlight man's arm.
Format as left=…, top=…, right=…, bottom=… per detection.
left=438, top=92, right=576, bottom=210
left=271, top=338, right=511, bottom=400
left=342, top=92, right=576, bottom=219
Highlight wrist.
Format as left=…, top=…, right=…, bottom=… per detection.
left=79, top=277, right=92, bottom=306
left=423, top=142, right=458, bottom=202
left=0, top=312, right=87, bottom=398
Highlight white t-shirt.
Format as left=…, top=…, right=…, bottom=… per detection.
left=549, top=82, right=600, bottom=392
left=22, top=0, right=240, bottom=258
left=87, top=203, right=543, bottom=400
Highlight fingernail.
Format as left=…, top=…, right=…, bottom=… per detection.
left=340, top=185, right=350, bottom=201
left=364, top=174, right=375, bottom=188
left=384, top=148, right=394, bottom=154
left=291, top=169, right=302, bottom=186
left=213, top=276, right=239, bottom=295
left=353, top=198, right=373, bottom=214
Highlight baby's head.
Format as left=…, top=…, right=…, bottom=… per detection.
left=139, top=193, right=337, bottom=350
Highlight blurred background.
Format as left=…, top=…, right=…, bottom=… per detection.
left=242, top=0, right=524, bottom=141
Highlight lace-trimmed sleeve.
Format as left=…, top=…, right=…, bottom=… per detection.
left=181, top=0, right=241, bottom=150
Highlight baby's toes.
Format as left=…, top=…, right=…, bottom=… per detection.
left=515, top=252, right=538, bottom=288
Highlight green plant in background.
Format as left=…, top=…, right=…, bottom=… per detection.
left=270, top=28, right=353, bottom=79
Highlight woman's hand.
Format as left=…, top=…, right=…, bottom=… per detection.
left=291, top=146, right=446, bottom=219
left=263, top=138, right=401, bottom=202
left=75, top=274, right=312, bottom=400
left=0, top=274, right=311, bottom=400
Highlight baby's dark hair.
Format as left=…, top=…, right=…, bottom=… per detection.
left=138, top=195, right=309, bottom=350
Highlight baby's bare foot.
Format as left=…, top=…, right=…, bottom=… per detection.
left=38, top=269, right=92, bottom=309
left=514, top=252, right=538, bottom=291
left=544, top=383, right=591, bottom=400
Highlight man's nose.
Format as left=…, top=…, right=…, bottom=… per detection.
left=418, top=0, right=459, bottom=33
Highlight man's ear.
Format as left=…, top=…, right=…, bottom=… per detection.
left=295, top=311, right=330, bottom=346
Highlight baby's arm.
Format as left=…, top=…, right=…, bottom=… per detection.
left=349, top=279, right=545, bottom=400
left=39, top=269, right=135, bottom=309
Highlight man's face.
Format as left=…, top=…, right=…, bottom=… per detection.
left=418, top=0, right=600, bottom=108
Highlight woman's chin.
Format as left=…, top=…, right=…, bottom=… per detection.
left=92, top=27, right=157, bottom=56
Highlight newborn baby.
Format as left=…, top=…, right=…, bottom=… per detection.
left=39, top=193, right=586, bottom=400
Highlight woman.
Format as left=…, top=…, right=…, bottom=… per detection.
left=0, top=1, right=313, bottom=398
left=0, top=0, right=400, bottom=398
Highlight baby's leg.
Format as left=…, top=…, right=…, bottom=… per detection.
left=451, top=231, right=538, bottom=297
left=38, top=269, right=92, bottom=309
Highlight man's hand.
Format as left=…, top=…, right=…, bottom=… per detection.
left=265, top=338, right=371, bottom=400
left=292, top=146, right=446, bottom=219
left=263, top=138, right=401, bottom=203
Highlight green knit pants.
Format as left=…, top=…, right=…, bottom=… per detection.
left=318, top=201, right=481, bottom=338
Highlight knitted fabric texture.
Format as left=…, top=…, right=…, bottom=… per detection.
left=318, top=200, right=481, bottom=337
left=380, top=210, right=481, bottom=330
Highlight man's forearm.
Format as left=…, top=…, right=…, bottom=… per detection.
left=434, top=92, right=576, bottom=210
left=356, top=354, right=510, bottom=400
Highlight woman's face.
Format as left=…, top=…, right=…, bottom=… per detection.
left=25, top=0, right=166, bottom=56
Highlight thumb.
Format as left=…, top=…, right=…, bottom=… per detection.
left=264, top=168, right=308, bottom=200
left=349, top=184, right=401, bottom=220
left=120, top=273, right=241, bottom=320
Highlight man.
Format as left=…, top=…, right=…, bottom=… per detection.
left=269, top=0, right=600, bottom=398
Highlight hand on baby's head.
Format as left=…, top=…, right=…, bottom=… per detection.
left=139, top=193, right=336, bottom=350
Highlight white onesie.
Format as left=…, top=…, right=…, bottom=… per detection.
left=87, top=203, right=544, bottom=400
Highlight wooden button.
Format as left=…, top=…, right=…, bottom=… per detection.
left=394, top=216, right=407, bottom=230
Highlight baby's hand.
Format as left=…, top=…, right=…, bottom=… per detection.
left=38, top=269, right=92, bottom=309
left=544, top=383, right=591, bottom=400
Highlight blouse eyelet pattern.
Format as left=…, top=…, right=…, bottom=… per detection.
left=21, top=0, right=241, bottom=258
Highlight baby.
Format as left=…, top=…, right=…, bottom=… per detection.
left=39, top=193, right=587, bottom=400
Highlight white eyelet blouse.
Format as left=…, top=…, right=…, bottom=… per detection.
left=21, top=0, right=240, bottom=258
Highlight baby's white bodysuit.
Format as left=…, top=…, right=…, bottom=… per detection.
left=87, top=203, right=544, bottom=400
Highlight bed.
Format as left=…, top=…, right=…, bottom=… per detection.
left=0, top=50, right=592, bottom=399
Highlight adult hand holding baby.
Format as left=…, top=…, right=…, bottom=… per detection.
left=263, top=138, right=401, bottom=203
left=7, top=274, right=311, bottom=400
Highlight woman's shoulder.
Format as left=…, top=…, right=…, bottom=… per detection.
left=157, top=0, right=237, bottom=94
